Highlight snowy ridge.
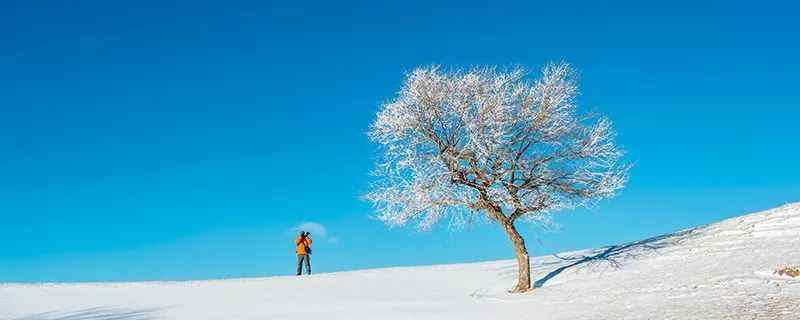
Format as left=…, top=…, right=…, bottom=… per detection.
left=2, top=203, right=799, bottom=319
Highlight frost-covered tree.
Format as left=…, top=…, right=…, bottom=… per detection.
left=365, top=62, right=629, bottom=293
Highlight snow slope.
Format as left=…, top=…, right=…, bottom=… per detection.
left=3, top=203, right=800, bottom=319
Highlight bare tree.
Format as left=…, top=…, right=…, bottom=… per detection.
left=365, top=62, right=630, bottom=293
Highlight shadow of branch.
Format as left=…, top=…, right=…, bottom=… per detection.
left=14, top=306, right=162, bottom=320
left=533, top=226, right=703, bottom=288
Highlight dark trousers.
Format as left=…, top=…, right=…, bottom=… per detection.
left=296, top=254, right=311, bottom=275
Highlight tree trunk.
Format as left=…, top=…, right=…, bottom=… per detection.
left=502, top=221, right=532, bottom=293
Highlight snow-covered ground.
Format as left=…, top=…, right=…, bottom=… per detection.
left=3, top=203, right=800, bottom=319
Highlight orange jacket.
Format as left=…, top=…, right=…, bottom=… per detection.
left=295, top=236, right=312, bottom=255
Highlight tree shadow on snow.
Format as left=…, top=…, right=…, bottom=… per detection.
left=530, top=226, right=705, bottom=288
left=13, top=306, right=162, bottom=320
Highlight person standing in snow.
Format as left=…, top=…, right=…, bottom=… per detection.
left=295, top=231, right=312, bottom=276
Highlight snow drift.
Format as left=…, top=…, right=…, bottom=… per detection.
left=2, top=203, right=800, bottom=319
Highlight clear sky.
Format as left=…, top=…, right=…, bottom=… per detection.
left=1, top=0, right=798, bottom=282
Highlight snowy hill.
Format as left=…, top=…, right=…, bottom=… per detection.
left=3, top=203, right=800, bottom=319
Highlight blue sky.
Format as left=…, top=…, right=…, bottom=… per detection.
left=1, top=0, right=798, bottom=282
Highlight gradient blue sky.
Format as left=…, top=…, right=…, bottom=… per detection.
left=1, top=0, right=798, bottom=282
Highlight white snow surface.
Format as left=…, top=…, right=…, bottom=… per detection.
left=3, top=203, right=800, bottom=319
